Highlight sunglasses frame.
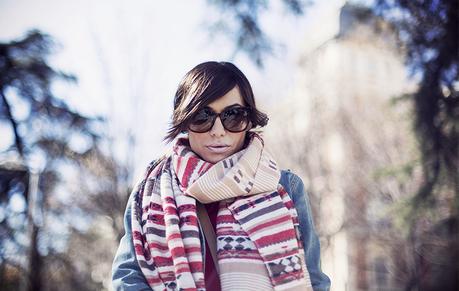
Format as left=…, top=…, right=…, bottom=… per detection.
left=188, top=106, right=252, bottom=133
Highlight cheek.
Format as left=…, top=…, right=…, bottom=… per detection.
left=229, top=131, right=247, bottom=149
left=188, top=132, right=206, bottom=151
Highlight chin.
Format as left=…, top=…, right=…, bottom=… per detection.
left=203, top=150, right=233, bottom=164
left=204, top=154, right=226, bottom=164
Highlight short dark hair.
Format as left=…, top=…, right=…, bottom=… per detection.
left=164, top=61, right=268, bottom=142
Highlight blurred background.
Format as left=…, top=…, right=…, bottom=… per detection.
left=0, top=0, right=457, bottom=290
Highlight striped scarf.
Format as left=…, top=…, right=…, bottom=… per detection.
left=131, top=133, right=312, bottom=290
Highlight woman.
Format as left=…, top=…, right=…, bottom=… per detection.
left=112, top=61, right=331, bottom=291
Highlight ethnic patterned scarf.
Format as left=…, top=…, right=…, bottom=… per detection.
left=131, top=133, right=312, bottom=290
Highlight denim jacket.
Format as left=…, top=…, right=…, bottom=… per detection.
left=112, top=170, right=331, bottom=291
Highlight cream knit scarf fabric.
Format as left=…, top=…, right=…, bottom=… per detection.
left=131, top=133, right=312, bottom=290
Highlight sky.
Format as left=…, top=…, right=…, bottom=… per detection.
left=0, top=0, right=345, bottom=179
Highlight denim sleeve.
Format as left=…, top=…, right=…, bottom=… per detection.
left=280, top=170, right=331, bottom=291
left=111, top=191, right=151, bottom=291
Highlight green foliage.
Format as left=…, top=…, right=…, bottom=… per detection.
left=371, top=3, right=459, bottom=286
left=374, top=0, right=458, bottom=199
left=372, top=159, right=419, bottom=184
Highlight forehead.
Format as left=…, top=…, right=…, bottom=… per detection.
left=207, top=86, right=244, bottom=112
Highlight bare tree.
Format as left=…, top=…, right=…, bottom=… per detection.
left=0, top=30, right=102, bottom=291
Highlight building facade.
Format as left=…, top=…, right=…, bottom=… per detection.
left=267, top=3, right=418, bottom=290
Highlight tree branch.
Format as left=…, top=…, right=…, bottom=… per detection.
left=0, top=89, right=24, bottom=157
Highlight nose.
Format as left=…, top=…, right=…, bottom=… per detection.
left=209, top=116, right=226, bottom=137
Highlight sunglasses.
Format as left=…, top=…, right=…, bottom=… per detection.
left=188, top=106, right=252, bottom=133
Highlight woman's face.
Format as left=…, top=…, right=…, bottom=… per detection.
left=188, top=86, right=248, bottom=163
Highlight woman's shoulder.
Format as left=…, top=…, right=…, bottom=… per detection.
left=150, top=155, right=167, bottom=167
left=279, top=169, right=305, bottom=193
left=142, top=155, right=168, bottom=175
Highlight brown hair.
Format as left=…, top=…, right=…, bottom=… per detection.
left=164, top=61, right=268, bottom=142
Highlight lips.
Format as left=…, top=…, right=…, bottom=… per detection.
left=206, top=144, right=230, bottom=154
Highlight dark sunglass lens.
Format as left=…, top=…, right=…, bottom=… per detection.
left=222, top=108, right=249, bottom=132
left=189, top=108, right=214, bottom=132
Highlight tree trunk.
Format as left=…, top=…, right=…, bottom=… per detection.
left=27, top=224, right=41, bottom=291
left=26, top=173, right=41, bottom=291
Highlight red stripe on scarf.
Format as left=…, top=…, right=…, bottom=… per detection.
left=197, top=161, right=209, bottom=176
left=189, top=261, right=204, bottom=272
left=176, top=266, right=192, bottom=274
left=132, top=230, right=144, bottom=241
left=256, top=229, right=297, bottom=248
left=153, top=256, right=173, bottom=266
left=217, top=213, right=237, bottom=221
left=247, top=215, right=292, bottom=234
left=183, top=246, right=202, bottom=254
left=144, top=201, right=163, bottom=212
left=168, top=233, right=184, bottom=240
left=148, top=242, right=169, bottom=251
left=148, top=214, right=165, bottom=225
left=164, top=205, right=179, bottom=215
left=134, top=244, right=147, bottom=257
left=146, top=277, right=163, bottom=285
left=181, top=157, right=199, bottom=187
left=171, top=247, right=185, bottom=257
